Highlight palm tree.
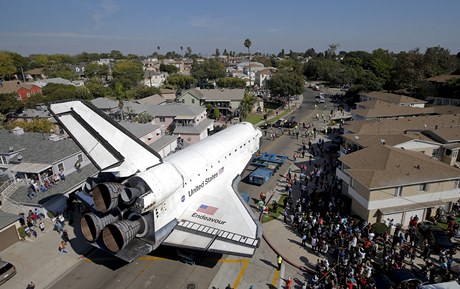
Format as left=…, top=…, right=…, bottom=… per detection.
left=244, top=38, right=252, bottom=87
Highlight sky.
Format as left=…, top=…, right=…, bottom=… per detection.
left=1, top=0, right=459, bottom=57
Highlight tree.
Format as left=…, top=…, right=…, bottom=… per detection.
left=159, top=64, right=179, bottom=74
left=86, top=78, right=112, bottom=99
left=185, top=47, right=192, bottom=58
left=134, top=111, right=154, bottom=123
left=423, top=46, right=454, bottom=78
left=390, top=48, right=424, bottom=93
left=167, top=74, right=196, bottom=89
left=215, top=48, right=220, bottom=58
left=213, top=107, right=220, bottom=120
left=0, top=93, right=24, bottom=114
left=111, top=60, right=143, bottom=90
left=240, top=92, right=256, bottom=118
left=190, top=59, right=226, bottom=84
left=370, top=48, right=395, bottom=88
left=326, top=43, right=340, bottom=59
left=266, top=69, right=304, bottom=104
left=84, top=63, right=109, bottom=79
left=110, top=50, right=124, bottom=59
left=244, top=39, right=252, bottom=86
left=0, top=51, right=18, bottom=78
left=303, top=48, right=317, bottom=58
left=216, top=77, right=246, bottom=89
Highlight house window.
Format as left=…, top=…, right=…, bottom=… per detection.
left=192, top=99, right=195, bottom=104
left=419, top=183, right=428, bottom=192
left=455, top=180, right=460, bottom=189
left=445, top=149, right=453, bottom=157
left=58, top=163, right=64, bottom=172
left=0, top=156, right=6, bottom=164
left=159, top=117, right=165, bottom=122
left=395, top=187, right=402, bottom=197
left=78, top=154, right=83, bottom=162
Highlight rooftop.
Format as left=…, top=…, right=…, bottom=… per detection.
left=340, top=145, right=460, bottom=189
left=361, top=91, right=426, bottom=105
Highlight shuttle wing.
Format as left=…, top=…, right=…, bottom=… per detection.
left=163, top=175, right=262, bottom=257
left=49, top=100, right=162, bottom=177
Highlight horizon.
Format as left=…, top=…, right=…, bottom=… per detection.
left=1, top=0, right=459, bottom=57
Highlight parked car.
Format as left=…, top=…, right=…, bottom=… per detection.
left=374, top=269, right=428, bottom=289
left=0, top=260, right=16, bottom=285
left=418, top=221, right=456, bottom=253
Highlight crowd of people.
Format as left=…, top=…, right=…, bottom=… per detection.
left=26, top=170, right=66, bottom=199
left=18, top=208, right=46, bottom=239
left=262, top=123, right=459, bottom=289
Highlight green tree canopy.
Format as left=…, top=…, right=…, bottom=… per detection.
left=191, top=59, right=226, bottom=83
left=216, top=77, right=246, bottom=89
left=84, top=63, right=109, bottom=79
left=0, top=93, right=24, bottom=114
left=167, top=74, right=196, bottom=89
left=111, top=60, right=144, bottom=90
left=266, top=70, right=304, bottom=102
left=159, top=64, right=179, bottom=74
left=0, top=51, right=18, bottom=78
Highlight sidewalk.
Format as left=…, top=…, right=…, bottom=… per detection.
left=0, top=210, right=92, bottom=289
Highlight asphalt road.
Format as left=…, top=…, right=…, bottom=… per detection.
left=47, top=87, right=320, bottom=289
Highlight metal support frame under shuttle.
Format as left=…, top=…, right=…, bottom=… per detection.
left=49, top=100, right=263, bottom=262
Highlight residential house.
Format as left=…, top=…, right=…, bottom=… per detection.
left=0, top=80, right=42, bottom=101
left=33, top=77, right=75, bottom=88
left=336, top=144, right=460, bottom=226
left=24, top=68, right=46, bottom=80
left=177, top=88, right=245, bottom=117
left=0, top=127, right=97, bottom=213
left=118, top=120, right=163, bottom=146
left=0, top=211, right=21, bottom=251
left=16, top=85, right=42, bottom=101
left=135, top=94, right=167, bottom=106
left=148, top=135, right=179, bottom=158
left=143, top=70, right=168, bottom=88
left=420, top=127, right=460, bottom=167
left=9, top=104, right=61, bottom=134
left=68, top=63, right=86, bottom=79
left=254, top=68, right=276, bottom=88
left=425, top=74, right=460, bottom=101
left=144, top=104, right=213, bottom=144
left=344, top=114, right=460, bottom=135
left=359, top=91, right=426, bottom=108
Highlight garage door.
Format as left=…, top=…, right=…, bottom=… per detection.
left=383, top=212, right=403, bottom=226
left=402, top=209, right=425, bottom=227
left=0, top=226, right=19, bottom=251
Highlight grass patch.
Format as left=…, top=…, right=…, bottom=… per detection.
left=261, top=194, right=286, bottom=223
left=267, top=110, right=291, bottom=125
left=244, top=113, right=264, bottom=125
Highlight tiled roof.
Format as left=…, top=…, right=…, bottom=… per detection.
left=145, top=104, right=205, bottom=117
left=345, top=114, right=460, bottom=135
left=353, top=100, right=427, bottom=118
left=0, top=80, right=32, bottom=94
left=342, top=132, right=431, bottom=148
left=362, top=91, right=426, bottom=105
left=340, top=145, right=460, bottom=189
left=0, top=211, right=20, bottom=229
left=135, top=94, right=166, bottom=105
left=148, top=135, right=178, bottom=152
left=421, top=127, right=460, bottom=143
left=118, top=120, right=162, bottom=138
left=0, top=129, right=82, bottom=164
left=184, top=88, right=245, bottom=101
left=173, top=118, right=213, bottom=134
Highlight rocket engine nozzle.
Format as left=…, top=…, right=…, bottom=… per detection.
left=80, top=210, right=122, bottom=242
left=92, top=183, right=125, bottom=213
left=101, top=219, right=144, bottom=253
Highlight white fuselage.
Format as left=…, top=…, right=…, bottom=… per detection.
left=134, top=123, right=262, bottom=232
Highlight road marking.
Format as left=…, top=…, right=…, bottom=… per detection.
left=137, top=256, right=166, bottom=261
left=278, top=263, right=285, bottom=289
left=271, top=268, right=280, bottom=286
left=232, top=259, right=249, bottom=289
left=219, top=259, right=249, bottom=263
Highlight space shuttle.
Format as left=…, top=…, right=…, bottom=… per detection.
left=49, top=100, right=262, bottom=262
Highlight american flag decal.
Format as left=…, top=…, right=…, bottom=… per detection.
left=197, top=204, right=218, bottom=215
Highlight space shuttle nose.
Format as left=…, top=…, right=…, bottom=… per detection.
left=102, top=220, right=141, bottom=253
left=92, top=183, right=125, bottom=212
left=80, top=211, right=122, bottom=242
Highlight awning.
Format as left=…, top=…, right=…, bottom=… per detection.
left=9, top=163, right=52, bottom=174
left=378, top=200, right=444, bottom=215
